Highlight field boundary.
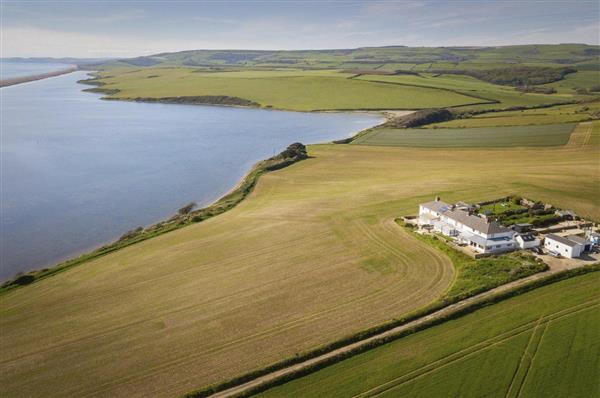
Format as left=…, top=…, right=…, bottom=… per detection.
left=185, top=264, right=600, bottom=398
left=352, top=75, right=500, bottom=106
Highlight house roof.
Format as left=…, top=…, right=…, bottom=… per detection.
left=443, top=208, right=511, bottom=235
left=421, top=200, right=451, bottom=213
left=567, top=235, right=588, bottom=245
left=420, top=199, right=512, bottom=236
left=545, top=234, right=581, bottom=248
left=517, top=234, right=537, bottom=242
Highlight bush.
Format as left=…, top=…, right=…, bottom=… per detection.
left=119, top=226, right=144, bottom=241
left=13, top=274, right=35, bottom=286
left=178, top=202, right=198, bottom=215
left=384, top=108, right=454, bottom=128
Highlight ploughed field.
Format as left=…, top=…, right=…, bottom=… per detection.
left=256, top=271, right=600, bottom=398
left=1, top=121, right=598, bottom=397
left=354, top=123, right=577, bottom=147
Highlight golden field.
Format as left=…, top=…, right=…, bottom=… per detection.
left=1, top=122, right=598, bottom=397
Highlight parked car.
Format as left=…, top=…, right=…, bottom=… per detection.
left=548, top=250, right=561, bottom=258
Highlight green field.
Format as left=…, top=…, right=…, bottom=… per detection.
left=542, top=71, right=600, bottom=93
left=1, top=121, right=598, bottom=397
left=256, top=271, right=600, bottom=398
left=429, top=101, right=600, bottom=128
left=355, top=73, right=571, bottom=111
left=353, top=123, right=576, bottom=147
left=88, top=68, right=486, bottom=111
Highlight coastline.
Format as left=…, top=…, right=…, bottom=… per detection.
left=0, top=83, right=385, bottom=291
left=0, top=65, right=79, bottom=88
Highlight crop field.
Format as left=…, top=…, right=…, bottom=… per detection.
left=353, top=123, right=576, bottom=147
left=542, top=71, right=600, bottom=93
left=355, top=73, right=572, bottom=110
left=1, top=122, right=598, bottom=397
left=256, top=271, right=600, bottom=398
left=428, top=101, right=600, bottom=128
left=89, top=68, right=486, bottom=111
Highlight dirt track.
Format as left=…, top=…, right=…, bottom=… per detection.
left=208, top=259, right=590, bottom=398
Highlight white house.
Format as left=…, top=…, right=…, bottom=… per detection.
left=418, top=198, right=516, bottom=254
left=516, top=233, right=540, bottom=249
left=544, top=234, right=584, bottom=258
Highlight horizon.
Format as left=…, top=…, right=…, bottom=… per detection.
left=2, top=0, right=599, bottom=58
left=2, top=42, right=598, bottom=61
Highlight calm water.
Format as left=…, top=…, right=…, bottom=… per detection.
left=0, top=71, right=382, bottom=280
left=1, top=61, right=73, bottom=79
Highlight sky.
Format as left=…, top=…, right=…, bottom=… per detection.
left=1, top=0, right=599, bottom=58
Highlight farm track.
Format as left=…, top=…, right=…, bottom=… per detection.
left=207, top=266, right=596, bottom=398
left=505, top=319, right=549, bottom=398
left=356, top=299, right=598, bottom=398
left=565, top=121, right=593, bottom=149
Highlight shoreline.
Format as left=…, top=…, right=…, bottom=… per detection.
left=0, top=80, right=386, bottom=290
left=0, top=65, right=79, bottom=87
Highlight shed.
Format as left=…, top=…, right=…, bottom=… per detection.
left=516, top=233, right=540, bottom=249
left=544, top=234, right=583, bottom=258
left=512, top=223, right=533, bottom=233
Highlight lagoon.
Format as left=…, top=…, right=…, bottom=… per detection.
left=0, top=71, right=382, bottom=280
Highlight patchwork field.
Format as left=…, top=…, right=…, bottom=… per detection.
left=542, top=70, right=600, bottom=94
left=256, top=271, right=600, bottom=398
left=88, top=68, right=487, bottom=111
left=355, top=73, right=571, bottom=110
left=1, top=122, right=598, bottom=397
left=353, top=123, right=576, bottom=147
left=429, top=101, right=600, bottom=128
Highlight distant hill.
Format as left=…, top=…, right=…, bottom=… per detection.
left=102, top=44, right=600, bottom=73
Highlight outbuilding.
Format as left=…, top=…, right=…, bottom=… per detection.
left=568, top=235, right=593, bottom=252
left=512, top=223, right=533, bottom=233
left=544, top=234, right=584, bottom=258
left=516, top=233, right=540, bottom=249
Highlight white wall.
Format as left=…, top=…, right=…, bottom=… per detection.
left=544, top=239, right=582, bottom=258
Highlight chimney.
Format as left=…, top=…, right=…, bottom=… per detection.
left=435, top=196, right=440, bottom=202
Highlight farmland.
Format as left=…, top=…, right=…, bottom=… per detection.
left=256, top=271, right=600, bottom=398
left=1, top=120, right=598, bottom=397
left=355, top=73, right=573, bottom=111
left=85, top=68, right=486, bottom=111
left=428, top=101, right=600, bottom=128
left=353, top=123, right=576, bottom=147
